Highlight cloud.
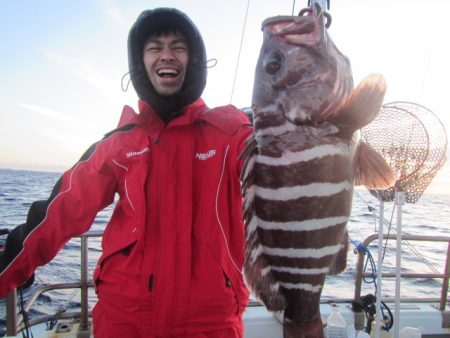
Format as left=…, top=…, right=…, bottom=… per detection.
left=102, top=0, right=129, bottom=28
left=38, top=127, right=91, bottom=153
left=42, top=49, right=119, bottom=95
left=18, top=103, right=80, bottom=123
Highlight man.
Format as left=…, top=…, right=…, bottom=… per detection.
left=0, top=8, right=251, bottom=337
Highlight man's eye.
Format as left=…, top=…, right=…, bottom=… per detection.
left=173, top=45, right=187, bottom=52
left=146, top=46, right=161, bottom=52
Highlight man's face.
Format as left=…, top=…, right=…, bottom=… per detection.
left=143, top=32, right=189, bottom=97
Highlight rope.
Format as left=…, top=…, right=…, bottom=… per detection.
left=229, top=0, right=251, bottom=103
left=350, top=240, right=394, bottom=333
left=355, top=191, right=442, bottom=278
left=351, top=239, right=378, bottom=289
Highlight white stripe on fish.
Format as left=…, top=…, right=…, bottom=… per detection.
left=261, top=266, right=272, bottom=276
left=257, top=144, right=350, bottom=166
left=255, top=120, right=298, bottom=137
left=270, top=266, right=329, bottom=275
left=279, top=281, right=322, bottom=293
left=255, top=181, right=353, bottom=200
left=244, top=187, right=255, bottom=211
left=250, top=244, right=265, bottom=263
left=243, top=154, right=256, bottom=183
left=246, top=215, right=258, bottom=240
left=263, top=243, right=343, bottom=259
left=256, top=216, right=348, bottom=232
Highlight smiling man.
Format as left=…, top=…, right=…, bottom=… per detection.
left=0, top=7, right=252, bottom=338
left=143, top=32, right=189, bottom=97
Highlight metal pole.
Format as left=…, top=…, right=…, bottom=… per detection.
left=375, top=199, right=385, bottom=338
left=6, top=289, right=18, bottom=336
left=440, top=241, right=450, bottom=310
left=77, top=235, right=90, bottom=338
left=394, top=191, right=405, bottom=338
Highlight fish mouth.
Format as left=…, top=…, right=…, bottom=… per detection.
left=262, top=15, right=322, bottom=47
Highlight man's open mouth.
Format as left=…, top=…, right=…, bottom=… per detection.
left=157, top=68, right=180, bottom=78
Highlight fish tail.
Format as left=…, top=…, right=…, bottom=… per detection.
left=283, top=316, right=324, bottom=338
left=244, top=222, right=286, bottom=312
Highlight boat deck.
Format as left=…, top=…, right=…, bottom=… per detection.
left=2, top=232, right=450, bottom=337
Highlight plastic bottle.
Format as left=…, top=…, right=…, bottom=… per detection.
left=347, top=325, right=356, bottom=338
left=369, top=320, right=392, bottom=338
left=326, top=307, right=347, bottom=338
left=347, top=326, right=371, bottom=338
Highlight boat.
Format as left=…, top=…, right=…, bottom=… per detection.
left=1, top=228, right=449, bottom=338
left=1, top=101, right=449, bottom=338
left=1, top=0, right=449, bottom=336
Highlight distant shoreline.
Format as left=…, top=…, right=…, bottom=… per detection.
left=0, top=164, right=65, bottom=174
left=1, top=165, right=449, bottom=196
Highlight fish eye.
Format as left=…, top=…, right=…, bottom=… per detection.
left=264, top=51, right=282, bottom=74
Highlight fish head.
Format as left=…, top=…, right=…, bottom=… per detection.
left=252, top=7, right=353, bottom=126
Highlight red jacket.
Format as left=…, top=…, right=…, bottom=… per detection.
left=0, top=99, right=252, bottom=335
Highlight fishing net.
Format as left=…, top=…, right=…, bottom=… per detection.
left=360, top=101, right=448, bottom=203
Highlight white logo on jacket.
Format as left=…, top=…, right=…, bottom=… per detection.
left=126, top=147, right=150, bottom=158
left=195, top=150, right=216, bottom=160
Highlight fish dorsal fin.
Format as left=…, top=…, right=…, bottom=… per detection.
left=333, top=73, right=386, bottom=132
left=354, top=141, right=396, bottom=189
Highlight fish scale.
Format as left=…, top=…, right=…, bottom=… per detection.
left=241, top=5, right=396, bottom=338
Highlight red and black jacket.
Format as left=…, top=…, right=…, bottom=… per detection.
left=0, top=98, right=252, bottom=335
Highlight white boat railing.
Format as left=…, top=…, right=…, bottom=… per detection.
left=354, top=233, right=450, bottom=311
left=4, top=230, right=102, bottom=337
left=3, top=232, right=450, bottom=337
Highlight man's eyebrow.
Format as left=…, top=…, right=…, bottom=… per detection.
left=171, top=38, right=187, bottom=45
left=144, top=36, right=187, bottom=45
left=144, top=38, right=163, bottom=45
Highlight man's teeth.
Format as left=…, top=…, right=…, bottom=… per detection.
left=158, top=69, right=179, bottom=76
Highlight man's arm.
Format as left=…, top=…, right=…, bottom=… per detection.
left=0, top=140, right=117, bottom=297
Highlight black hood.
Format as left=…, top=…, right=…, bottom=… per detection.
left=128, top=8, right=207, bottom=121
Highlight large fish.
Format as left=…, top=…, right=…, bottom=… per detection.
left=241, top=5, right=396, bottom=338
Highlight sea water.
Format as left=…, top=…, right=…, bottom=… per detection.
left=1, top=168, right=449, bottom=323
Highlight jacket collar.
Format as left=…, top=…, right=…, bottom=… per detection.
left=117, top=99, right=208, bottom=138
left=117, top=98, right=250, bottom=138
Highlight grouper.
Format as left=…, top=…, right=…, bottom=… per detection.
left=241, top=5, right=396, bottom=338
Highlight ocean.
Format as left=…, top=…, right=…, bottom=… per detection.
left=0, top=167, right=449, bottom=325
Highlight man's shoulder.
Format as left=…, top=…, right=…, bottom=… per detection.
left=200, top=105, right=251, bottom=135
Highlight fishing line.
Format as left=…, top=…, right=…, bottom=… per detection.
left=382, top=204, right=396, bottom=262
left=45, top=288, right=81, bottom=331
left=229, top=0, right=251, bottom=104
left=354, top=190, right=378, bottom=231
left=404, top=240, right=440, bottom=274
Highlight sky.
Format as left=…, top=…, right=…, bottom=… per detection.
left=0, top=0, right=449, bottom=193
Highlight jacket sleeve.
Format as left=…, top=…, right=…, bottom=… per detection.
left=0, top=140, right=117, bottom=297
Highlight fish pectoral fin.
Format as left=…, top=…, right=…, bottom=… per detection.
left=354, top=141, right=396, bottom=189
left=334, top=73, right=387, bottom=132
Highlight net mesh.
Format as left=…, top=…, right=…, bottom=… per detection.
left=360, top=101, right=447, bottom=203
